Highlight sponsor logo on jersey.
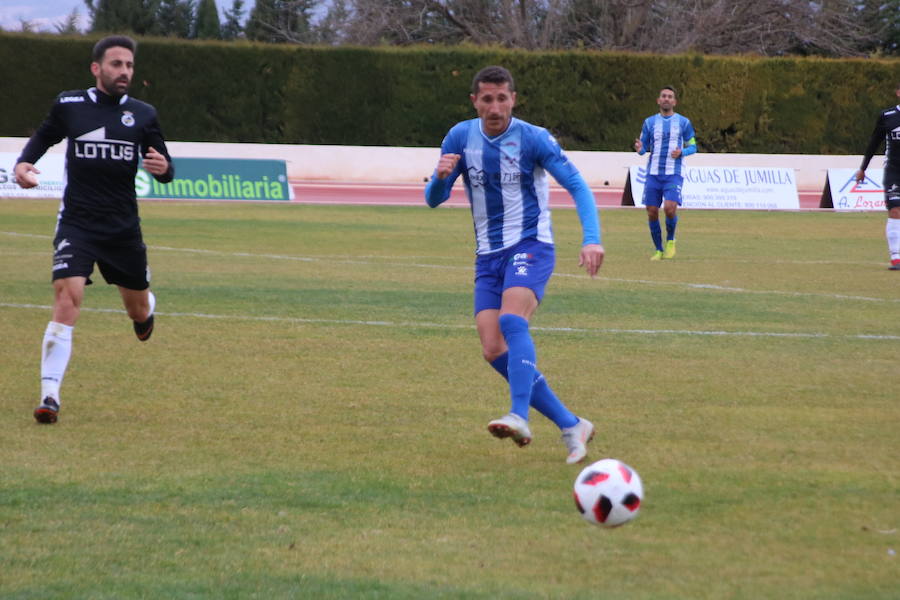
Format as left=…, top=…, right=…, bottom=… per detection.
left=59, top=96, right=85, bottom=103
left=467, top=167, right=485, bottom=187
left=121, top=111, right=135, bottom=127
left=467, top=167, right=522, bottom=188
left=74, top=127, right=134, bottom=161
left=890, top=126, right=900, bottom=141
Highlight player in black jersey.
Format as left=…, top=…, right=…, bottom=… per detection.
left=855, top=82, right=900, bottom=271
left=14, top=35, right=174, bottom=424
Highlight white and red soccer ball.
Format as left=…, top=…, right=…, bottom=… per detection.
left=573, top=458, right=643, bottom=527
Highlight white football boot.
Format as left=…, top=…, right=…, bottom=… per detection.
left=487, top=413, right=533, bottom=447
left=561, top=418, right=595, bottom=464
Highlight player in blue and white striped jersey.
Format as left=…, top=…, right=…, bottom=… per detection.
left=425, top=66, right=604, bottom=464
left=634, top=86, right=697, bottom=260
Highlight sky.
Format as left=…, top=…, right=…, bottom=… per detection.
left=0, top=0, right=256, bottom=33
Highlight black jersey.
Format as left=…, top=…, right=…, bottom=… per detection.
left=18, top=87, right=174, bottom=239
left=860, top=104, right=900, bottom=172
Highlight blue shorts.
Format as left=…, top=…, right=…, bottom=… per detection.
left=643, top=174, right=683, bottom=207
left=473, top=238, right=555, bottom=315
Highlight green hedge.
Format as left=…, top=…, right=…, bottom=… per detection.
left=1, top=33, right=897, bottom=153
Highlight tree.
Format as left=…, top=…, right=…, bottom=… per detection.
left=194, top=0, right=222, bottom=38
left=322, top=0, right=878, bottom=57
left=222, top=0, right=246, bottom=40
left=86, top=0, right=159, bottom=35
left=55, top=8, right=84, bottom=34
left=245, top=0, right=319, bottom=43
left=155, top=0, right=194, bottom=37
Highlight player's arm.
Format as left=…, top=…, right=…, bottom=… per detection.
left=634, top=120, right=651, bottom=155
left=856, top=114, right=886, bottom=182
left=141, top=116, right=175, bottom=183
left=15, top=99, right=66, bottom=189
left=425, top=130, right=463, bottom=208
left=540, top=134, right=604, bottom=277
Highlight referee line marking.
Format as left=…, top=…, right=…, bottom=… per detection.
left=1, top=302, right=898, bottom=341
left=2, top=230, right=896, bottom=304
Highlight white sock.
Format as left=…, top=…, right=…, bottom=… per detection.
left=147, top=290, right=156, bottom=318
left=41, top=321, right=73, bottom=402
left=886, top=218, right=900, bottom=259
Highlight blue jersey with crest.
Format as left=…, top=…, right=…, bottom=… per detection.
left=638, top=113, right=696, bottom=177
left=425, top=117, right=599, bottom=255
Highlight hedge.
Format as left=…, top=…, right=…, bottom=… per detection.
left=1, top=33, right=897, bottom=153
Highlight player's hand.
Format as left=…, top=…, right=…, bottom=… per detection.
left=143, top=147, right=169, bottom=176
left=671, top=147, right=683, bottom=159
left=579, top=243, right=605, bottom=278
left=854, top=169, right=865, bottom=183
left=14, top=162, right=40, bottom=188
left=436, top=153, right=461, bottom=180
left=633, top=139, right=642, bottom=153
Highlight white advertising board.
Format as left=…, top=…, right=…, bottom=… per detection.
left=0, top=152, right=65, bottom=199
left=629, top=165, right=799, bottom=210
left=826, top=168, right=885, bottom=211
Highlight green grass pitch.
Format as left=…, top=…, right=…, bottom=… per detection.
left=1, top=198, right=897, bottom=599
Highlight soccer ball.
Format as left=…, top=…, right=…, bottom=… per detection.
left=573, top=458, right=643, bottom=527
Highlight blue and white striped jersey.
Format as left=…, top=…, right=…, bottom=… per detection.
left=425, top=117, right=599, bottom=255
left=638, top=113, right=696, bottom=176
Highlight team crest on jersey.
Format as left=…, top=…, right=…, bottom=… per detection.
left=121, top=111, right=135, bottom=127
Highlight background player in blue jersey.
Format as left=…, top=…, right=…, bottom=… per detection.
left=634, top=86, right=697, bottom=260
left=854, top=81, right=900, bottom=270
left=15, top=35, right=174, bottom=424
left=424, top=66, right=604, bottom=464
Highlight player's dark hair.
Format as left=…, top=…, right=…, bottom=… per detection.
left=660, top=86, right=677, bottom=97
left=472, top=66, right=515, bottom=96
left=92, top=35, right=136, bottom=63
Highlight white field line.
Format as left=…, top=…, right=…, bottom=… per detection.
left=2, top=230, right=897, bottom=305
left=2, top=302, right=898, bottom=341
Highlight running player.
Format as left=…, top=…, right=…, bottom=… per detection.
left=855, top=81, right=900, bottom=270
left=425, top=65, right=604, bottom=464
left=14, top=35, right=174, bottom=424
left=634, top=86, right=697, bottom=260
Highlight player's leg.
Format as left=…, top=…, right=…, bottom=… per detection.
left=36, top=276, right=87, bottom=423
left=480, top=316, right=581, bottom=431
left=885, top=179, right=900, bottom=270
left=662, top=177, right=683, bottom=259
left=474, top=252, right=534, bottom=446
left=119, top=287, right=155, bottom=340
left=36, top=232, right=96, bottom=424
left=644, top=178, right=664, bottom=259
left=97, top=236, right=155, bottom=340
left=496, top=283, right=594, bottom=462
left=487, top=287, right=539, bottom=447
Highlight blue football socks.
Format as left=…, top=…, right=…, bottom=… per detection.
left=498, top=314, right=535, bottom=420
left=489, top=351, right=578, bottom=429
left=649, top=219, right=663, bottom=251
left=666, top=215, right=678, bottom=241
